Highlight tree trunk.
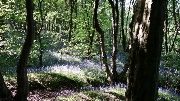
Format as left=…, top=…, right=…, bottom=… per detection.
left=15, top=0, right=35, bottom=100
left=126, top=0, right=166, bottom=100
left=87, top=25, right=95, bottom=58
left=121, top=0, right=126, bottom=52
left=164, top=4, right=169, bottom=54
left=48, top=20, right=50, bottom=31
left=93, top=0, right=112, bottom=83
left=0, top=72, right=12, bottom=100
left=37, top=0, right=44, bottom=67
left=108, top=0, right=119, bottom=83
left=0, top=32, right=5, bottom=50
left=125, top=8, right=137, bottom=98
left=35, top=21, right=43, bottom=67
left=68, top=0, right=74, bottom=42
left=86, top=2, right=95, bottom=58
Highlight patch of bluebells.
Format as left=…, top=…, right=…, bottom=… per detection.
left=2, top=51, right=180, bottom=98
left=159, top=60, right=180, bottom=95
left=158, top=87, right=180, bottom=97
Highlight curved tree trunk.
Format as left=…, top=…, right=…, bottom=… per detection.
left=15, top=0, right=35, bottom=100
left=93, top=0, right=112, bottom=83
left=126, top=0, right=166, bottom=100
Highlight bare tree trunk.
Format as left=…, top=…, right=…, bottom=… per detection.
left=37, top=0, right=45, bottom=67
left=164, top=0, right=169, bottom=54
left=35, top=20, right=43, bottom=67
left=108, top=0, right=119, bottom=83
left=93, top=0, right=112, bottom=83
left=15, top=0, right=35, bottom=100
left=121, top=0, right=126, bottom=52
left=87, top=25, right=95, bottom=58
left=68, top=0, right=74, bottom=42
left=126, top=0, right=166, bottom=100
left=85, top=1, right=94, bottom=58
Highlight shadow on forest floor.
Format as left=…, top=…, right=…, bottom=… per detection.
left=2, top=51, right=180, bottom=101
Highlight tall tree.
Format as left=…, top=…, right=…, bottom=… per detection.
left=68, top=0, right=75, bottom=42
left=108, top=0, right=119, bottom=83
left=164, top=1, right=169, bottom=54
left=15, top=0, right=35, bottom=100
left=93, top=0, right=112, bottom=83
left=94, top=0, right=123, bottom=84
left=86, top=1, right=95, bottom=58
left=120, top=0, right=126, bottom=51
left=36, top=0, right=45, bottom=67
left=126, top=0, right=166, bottom=100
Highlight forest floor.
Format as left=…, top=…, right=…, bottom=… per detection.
left=3, top=51, right=180, bottom=101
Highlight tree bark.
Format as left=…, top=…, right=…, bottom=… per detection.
left=34, top=20, right=43, bottom=67
left=37, top=0, right=45, bottom=67
left=121, top=0, right=126, bottom=52
left=85, top=1, right=94, bottom=58
left=0, top=32, right=5, bottom=50
left=164, top=5, right=169, bottom=54
left=126, top=0, right=166, bottom=100
left=0, top=72, right=12, bottom=100
left=108, top=0, right=119, bottom=83
left=93, top=0, right=112, bottom=83
left=15, top=0, right=35, bottom=100
left=68, top=0, right=74, bottom=42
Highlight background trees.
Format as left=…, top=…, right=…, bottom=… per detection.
left=0, top=0, right=179, bottom=100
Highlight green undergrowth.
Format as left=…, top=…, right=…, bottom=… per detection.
left=162, top=52, right=180, bottom=69
left=3, top=69, right=180, bottom=100
left=158, top=91, right=180, bottom=101
left=56, top=88, right=126, bottom=101
left=3, top=68, right=107, bottom=91
left=160, top=51, right=180, bottom=94
left=56, top=88, right=180, bottom=101
left=27, top=70, right=106, bottom=90
left=28, top=71, right=87, bottom=90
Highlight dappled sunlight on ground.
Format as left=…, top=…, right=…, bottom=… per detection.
left=51, top=51, right=81, bottom=63
left=27, top=84, right=127, bottom=101
left=2, top=51, right=180, bottom=100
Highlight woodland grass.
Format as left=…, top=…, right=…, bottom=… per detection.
left=1, top=51, right=180, bottom=100
left=3, top=66, right=180, bottom=100
left=158, top=91, right=180, bottom=101
left=56, top=88, right=126, bottom=101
